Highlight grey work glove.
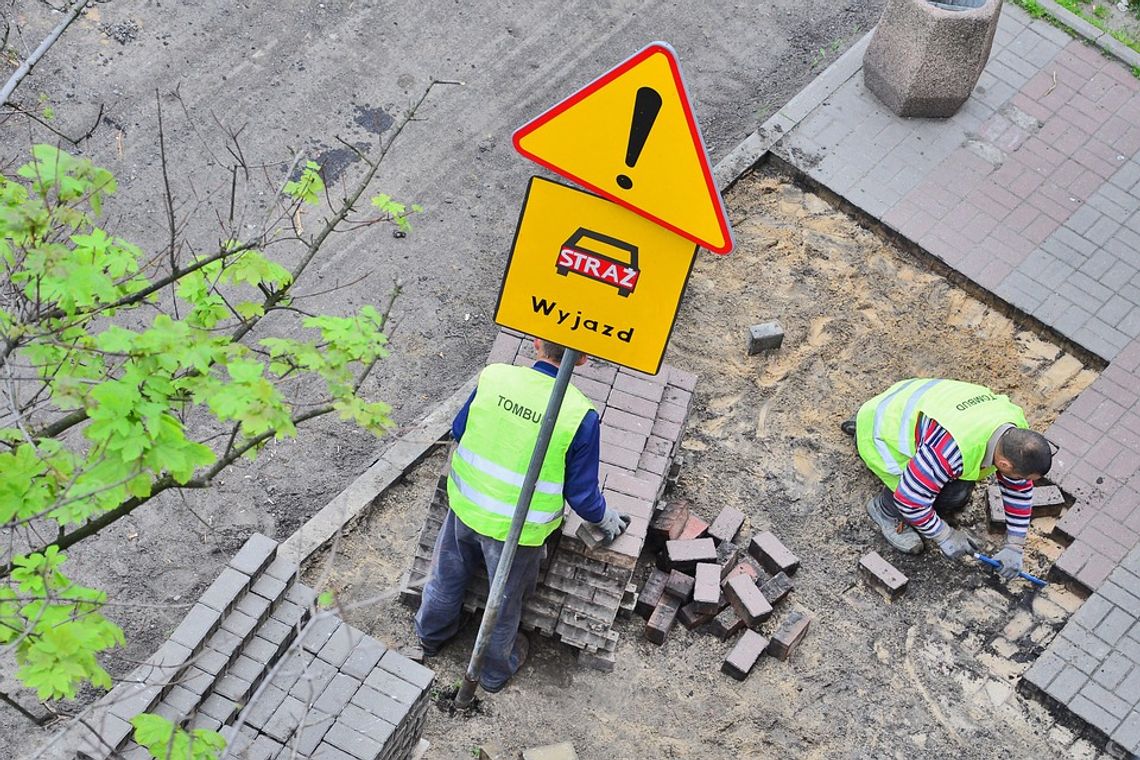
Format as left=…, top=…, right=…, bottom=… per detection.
left=933, top=523, right=981, bottom=559
left=993, top=536, right=1026, bottom=580
left=592, top=506, right=631, bottom=543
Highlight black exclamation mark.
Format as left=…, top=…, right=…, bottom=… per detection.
left=616, top=86, right=662, bottom=190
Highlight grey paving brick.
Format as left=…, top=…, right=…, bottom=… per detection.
left=250, top=573, right=288, bottom=603
left=1070, top=693, right=1124, bottom=734
left=227, top=654, right=263, bottom=685
left=162, top=685, right=198, bottom=717
left=241, top=636, right=279, bottom=666
left=220, top=609, right=259, bottom=641
left=267, top=649, right=315, bottom=694
left=310, top=741, right=357, bottom=760
left=234, top=589, right=272, bottom=624
left=1098, top=607, right=1138, bottom=645
left=323, top=720, right=384, bottom=760
left=213, top=672, right=253, bottom=703
left=340, top=638, right=387, bottom=681
left=290, top=710, right=337, bottom=757
left=1088, top=191, right=1135, bottom=224
left=1053, top=634, right=1105, bottom=675
left=1093, top=651, right=1136, bottom=691
left=229, top=533, right=278, bottom=576
left=136, top=639, right=192, bottom=682
left=300, top=614, right=340, bottom=654
left=1112, top=710, right=1140, bottom=755
left=288, top=656, right=338, bottom=704
left=339, top=703, right=396, bottom=745
left=285, top=583, right=318, bottom=610
left=169, top=605, right=222, bottom=653
left=1025, top=650, right=1066, bottom=689
left=1048, top=665, right=1088, bottom=706
left=350, top=684, right=407, bottom=726
left=204, top=627, right=242, bottom=657
left=194, top=647, right=230, bottom=676
left=256, top=618, right=292, bottom=649
left=263, top=555, right=300, bottom=586
left=262, top=694, right=308, bottom=742
left=199, top=568, right=251, bottom=615
left=1117, top=666, right=1140, bottom=708
left=316, top=623, right=359, bottom=669
left=179, top=666, right=213, bottom=697
left=377, top=650, right=434, bottom=691
left=272, top=599, right=306, bottom=631
left=314, top=673, right=360, bottom=716
left=198, top=693, right=239, bottom=724
left=363, top=667, right=422, bottom=706
left=240, top=684, right=288, bottom=729
left=244, top=733, right=283, bottom=760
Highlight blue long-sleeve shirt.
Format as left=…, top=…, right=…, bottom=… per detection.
left=452, top=361, right=607, bottom=524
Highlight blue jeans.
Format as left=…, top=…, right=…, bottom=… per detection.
left=414, top=509, right=543, bottom=689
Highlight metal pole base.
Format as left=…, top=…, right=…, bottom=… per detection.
left=454, top=673, right=480, bottom=708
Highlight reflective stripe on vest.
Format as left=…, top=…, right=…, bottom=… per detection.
left=447, top=363, right=594, bottom=545
left=856, top=378, right=1028, bottom=491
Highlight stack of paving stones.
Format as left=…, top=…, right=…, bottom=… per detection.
left=54, top=534, right=433, bottom=760
left=401, top=330, right=696, bottom=671
left=637, top=498, right=811, bottom=681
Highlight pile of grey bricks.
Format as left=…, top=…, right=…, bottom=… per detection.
left=49, top=534, right=433, bottom=760
left=400, top=330, right=695, bottom=671
left=636, top=497, right=812, bottom=681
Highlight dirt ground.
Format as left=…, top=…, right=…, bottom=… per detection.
left=307, top=168, right=1104, bottom=760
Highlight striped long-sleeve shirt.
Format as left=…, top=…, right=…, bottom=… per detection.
left=894, top=415, right=1033, bottom=539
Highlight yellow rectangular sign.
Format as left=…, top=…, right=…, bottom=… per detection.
left=494, top=176, right=697, bottom=374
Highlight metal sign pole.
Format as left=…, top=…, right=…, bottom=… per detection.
left=454, top=349, right=581, bottom=707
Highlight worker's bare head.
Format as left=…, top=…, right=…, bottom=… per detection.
left=995, top=428, right=1052, bottom=481
left=533, top=338, right=588, bottom=367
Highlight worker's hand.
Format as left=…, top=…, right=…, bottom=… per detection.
left=933, top=524, right=980, bottom=559
left=993, top=536, right=1026, bottom=580
left=592, top=506, right=630, bottom=543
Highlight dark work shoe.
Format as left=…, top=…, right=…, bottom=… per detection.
left=480, top=633, right=530, bottom=694
left=865, top=495, right=924, bottom=555
left=418, top=639, right=440, bottom=658
left=840, top=419, right=857, bottom=437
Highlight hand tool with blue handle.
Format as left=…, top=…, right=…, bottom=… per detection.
left=974, top=553, right=1047, bottom=587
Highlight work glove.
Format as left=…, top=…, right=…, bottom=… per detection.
left=993, top=536, right=1026, bottom=581
left=933, top=523, right=981, bottom=559
left=592, top=506, right=631, bottom=543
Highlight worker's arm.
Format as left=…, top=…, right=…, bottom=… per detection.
left=996, top=474, right=1032, bottom=540
left=563, top=410, right=607, bottom=524
left=892, top=418, right=962, bottom=538
left=451, top=388, right=477, bottom=442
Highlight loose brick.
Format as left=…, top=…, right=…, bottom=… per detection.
left=649, top=499, right=691, bottom=545
left=575, top=520, right=608, bottom=550
left=645, top=595, right=681, bottom=645
left=678, top=514, right=709, bottom=540
left=1033, top=484, right=1066, bottom=516
left=716, top=541, right=741, bottom=578
left=748, top=531, right=800, bottom=576
left=747, top=321, right=784, bottom=354
left=768, top=609, right=812, bottom=661
left=859, top=551, right=908, bottom=601
left=986, top=485, right=1006, bottom=531
left=759, top=571, right=794, bottom=606
left=723, top=630, right=770, bottom=682
left=709, top=606, right=745, bottom=641
left=659, top=538, right=717, bottom=573
left=664, top=570, right=695, bottom=602
left=678, top=600, right=718, bottom=630
left=724, top=574, right=773, bottom=627
left=693, top=562, right=721, bottom=613
left=636, top=569, right=669, bottom=619
left=721, top=560, right=760, bottom=587
left=707, top=507, right=746, bottom=545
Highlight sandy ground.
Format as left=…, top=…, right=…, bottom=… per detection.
left=304, top=169, right=1103, bottom=760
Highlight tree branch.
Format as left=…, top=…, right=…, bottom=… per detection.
left=0, top=0, right=91, bottom=105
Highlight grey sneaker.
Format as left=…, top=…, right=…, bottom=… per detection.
left=865, top=495, right=924, bottom=555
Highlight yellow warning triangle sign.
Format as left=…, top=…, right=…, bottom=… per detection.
left=513, top=42, right=734, bottom=254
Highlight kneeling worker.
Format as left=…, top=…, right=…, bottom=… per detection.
left=844, top=378, right=1052, bottom=580
left=415, top=338, right=627, bottom=692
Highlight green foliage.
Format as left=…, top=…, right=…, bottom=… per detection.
left=371, top=193, right=423, bottom=234
left=1, top=145, right=407, bottom=706
left=131, top=713, right=226, bottom=760
left=284, top=160, right=325, bottom=205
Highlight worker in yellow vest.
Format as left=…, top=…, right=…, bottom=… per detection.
left=842, top=378, right=1052, bottom=578
left=415, top=339, right=627, bottom=692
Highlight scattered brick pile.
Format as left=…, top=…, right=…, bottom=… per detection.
left=859, top=550, right=908, bottom=601
left=49, top=534, right=432, bottom=760
left=401, top=330, right=695, bottom=671
left=637, top=498, right=812, bottom=681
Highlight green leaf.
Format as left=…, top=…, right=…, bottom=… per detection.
left=283, top=161, right=324, bottom=205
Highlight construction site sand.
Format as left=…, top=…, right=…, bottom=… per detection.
left=310, top=168, right=1098, bottom=759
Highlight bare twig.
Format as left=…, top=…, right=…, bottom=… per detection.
left=0, top=0, right=92, bottom=105
left=0, top=101, right=103, bottom=145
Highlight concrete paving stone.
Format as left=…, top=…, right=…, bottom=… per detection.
left=350, top=684, right=407, bottom=726
left=290, top=710, right=337, bottom=756
left=229, top=533, right=278, bottom=577
left=221, top=609, right=259, bottom=641
left=1076, top=324, right=1129, bottom=362
left=377, top=650, right=434, bottom=691
left=137, top=639, right=192, bottom=681
left=250, top=573, right=288, bottom=604
left=288, top=656, right=338, bottom=704
left=1047, top=665, right=1090, bottom=703
left=324, top=719, right=385, bottom=760
left=314, top=673, right=360, bottom=716
left=213, top=672, right=253, bottom=703
left=1098, top=607, right=1139, bottom=646
left=1109, top=160, right=1140, bottom=192
left=271, top=599, right=307, bottom=632
left=339, top=703, right=396, bottom=745
left=308, top=741, right=354, bottom=760
left=262, top=694, right=308, bottom=742
left=193, top=647, right=230, bottom=676
left=316, top=623, right=359, bottom=669
left=1088, top=192, right=1135, bottom=224
left=234, top=590, right=273, bottom=625
left=199, top=567, right=252, bottom=615
left=301, top=614, right=340, bottom=654
left=170, top=604, right=223, bottom=653
left=1026, top=649, right=1067, bottom=689
left=340, top=638, right=387, bottom=681
left=364, top=667, right=423, bottom=706
left=240, top=683, right=288, bottom=729
left=179, top=666, right=214, bottom=697
left=1069, top=693, right=1124, bottom=735
left=1116, top=666, right=1140, bottom=706
left=1092, top=650, right=1136, bottom=691
left=285, top=583, right=318, bottom=609
left=1053, top=634, right=1106, bottom=675
left=1111, top=711, right=1140, bottom=755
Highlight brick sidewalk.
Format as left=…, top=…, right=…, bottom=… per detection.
left=755, top=5, right=1140, bottom=755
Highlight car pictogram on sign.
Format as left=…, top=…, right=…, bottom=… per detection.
left=556, top=227, right=641, bottom=297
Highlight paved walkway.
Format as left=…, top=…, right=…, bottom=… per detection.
left=738, top=5, right=1140, bottom=755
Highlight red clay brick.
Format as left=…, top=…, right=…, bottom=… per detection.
left=716, top=541, right=741, bottom=577
left=678, top=515, right=709, bottom=541
left=709, top=607, right=745, bottom=641
left=748, top=531, right=800, bottom=576
left=645, top=595, right=681, bottom=645
left=724, top=574, right=773, bottom=627
left=659, top=538, right=717, bottom=574
left=767, top=609, right=812, bottom=661
left=678, top=601, right=717, bottom=630
left=692, top=563, right=722, bottom=614
left=707, top=507, right=746, bottom=545
left=636, top=569, right=669, bottom=620
left=758, top=572, right=794, bottom=607
left=722, top=630, right=769, bottom=681
left=649, top=499, right=690, bottom=545
left=859, top=551, right=908, bottom=601
left=664, top=570, right=695, bottom=602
